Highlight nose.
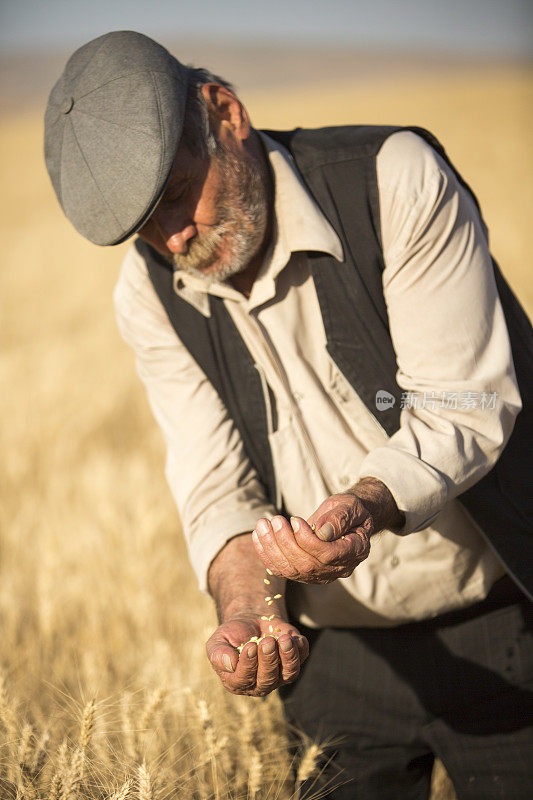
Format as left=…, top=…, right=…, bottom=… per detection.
left=152, top=210, right=197, bottom=255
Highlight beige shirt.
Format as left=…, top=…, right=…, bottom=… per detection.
left=114, top=130, right=521, bottom=627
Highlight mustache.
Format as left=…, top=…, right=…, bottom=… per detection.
left=172, top=224, right=226, bottom=273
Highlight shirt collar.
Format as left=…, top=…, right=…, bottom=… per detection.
left=172, top=130, right=343, bottom=316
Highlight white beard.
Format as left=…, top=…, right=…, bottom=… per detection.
left=172, top=142, right=269, bottom=283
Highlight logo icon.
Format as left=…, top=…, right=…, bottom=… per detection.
left=375, top=390, right=396, bottom=411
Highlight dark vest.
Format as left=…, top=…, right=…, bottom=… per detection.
left=137, top=125, right=533, bottom=600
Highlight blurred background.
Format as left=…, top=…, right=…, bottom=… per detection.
left=1, top=2, right=531, bottom=798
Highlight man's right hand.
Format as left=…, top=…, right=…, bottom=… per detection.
left=206, top=612, right=309, bottom=697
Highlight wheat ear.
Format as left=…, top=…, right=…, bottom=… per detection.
left=138, top=761, right=153, bottom=800
left=108, top=778, right=132, bottom=800
left=247, top=745, right=263, bottom=799
left=295, top=742, right=323, bottom=799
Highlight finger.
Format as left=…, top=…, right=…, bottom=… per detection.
left=292, top=517, right=367, bottom=565
left=254, top=517, right=295, bottom=576
left=270, top=515, right=317, bottom=578
left=314, top=500, right=366, bottom=541
left=277, top=634, right=301, bottom=683
left=295, top=635, right=310, bottom=665
left=319, top=531, right=370, bottom=566
left=208, top=642, right=240, bottom=677
left=226, top=641, right=260, bottom=693
left=252, top=520, right=281, bottom=575
left=291, top=516, right=337, bottom=556
left=256, top=636, right=281, bottom=694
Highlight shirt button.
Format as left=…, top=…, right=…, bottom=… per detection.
left=293, top=391, right=304, bottom=402
left=391, top=555, right=400, bottom=568
left=339, top=476, right=351, bottom=487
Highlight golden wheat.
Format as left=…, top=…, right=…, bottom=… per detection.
left=137, top=762, right=153, bottom=800
left=108, top=779, right=132, bottom=800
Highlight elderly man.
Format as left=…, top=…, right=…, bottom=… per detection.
left=45, top=31, right=532, bottom=800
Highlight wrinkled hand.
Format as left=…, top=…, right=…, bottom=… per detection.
left=206, top=613, right=309, bottom=697
left=252, top=492, right=372, bottom=584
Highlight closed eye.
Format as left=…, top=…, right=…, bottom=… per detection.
left=160, top=179, right=191, bottom=205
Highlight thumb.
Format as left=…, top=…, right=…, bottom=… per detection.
left=314, top=498, right=363, bottom=542
left=206, top=636, right=239, bottom=674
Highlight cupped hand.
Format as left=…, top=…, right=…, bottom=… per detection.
left=252, top=492, right=372, bottom=584
left=206, top=613, right=309, bottom=697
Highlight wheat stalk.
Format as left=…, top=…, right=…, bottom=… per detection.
left=294, top=742, right=323, bottom=800
left=30, top=728, right=50, bottom=776
left=120, top=692, right=136, bottom=761
left=136, top=689, right=165, bottom=759
left=79, top=699, right=95, bottom=755
left=108, top=778, right=132, bottom=800
left=48, top=772, right=62, bottom=800
left=56, top=738, right=69, bottom=779
left=247, top=745, right=263, bottom=799
left=62, top=745, right=85, bottom=800
left=0, top=672, right=18, bottom=783
left=138, top=761, right=153, bottom=800
left=138, top=690, right=165, bottom=733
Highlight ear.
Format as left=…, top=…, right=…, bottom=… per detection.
left=200, top=83, right=251, bottom=143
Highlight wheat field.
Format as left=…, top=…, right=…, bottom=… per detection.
left=1, top=63, right=531, bottom=799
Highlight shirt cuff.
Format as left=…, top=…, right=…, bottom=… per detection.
left=356, top=446, right=449, bottom=535
left=187, top=506, right=278, bottom=594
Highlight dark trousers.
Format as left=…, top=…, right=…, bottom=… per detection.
left=280, top=577, right=533, bottom=800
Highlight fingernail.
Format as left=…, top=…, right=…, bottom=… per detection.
left=247, top=643, right=257, bottom=659
left=257, top=519, right=270, bottom=536
left=262, top=639, right=276, bottom=655
left=318, top=522, right=335, bottom=541
left=272, top=516, right=282, bottom=533
left=279, top=638, right=292, bottom=652
left=223, top=654, right=234, bottom=672
left=296, top=636, right=306, bottom=650
left=290, top=516, right=300, bottom=532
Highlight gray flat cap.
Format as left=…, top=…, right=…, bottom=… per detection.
left=44, top=30, right=188, bottom=246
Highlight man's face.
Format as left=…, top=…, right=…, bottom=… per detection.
left=137, top=134, right=269, bottom=283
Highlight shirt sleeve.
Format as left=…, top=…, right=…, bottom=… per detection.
left=357, top=131, right=522, bottom=534
left=113, top=245, right=277, bottom=591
